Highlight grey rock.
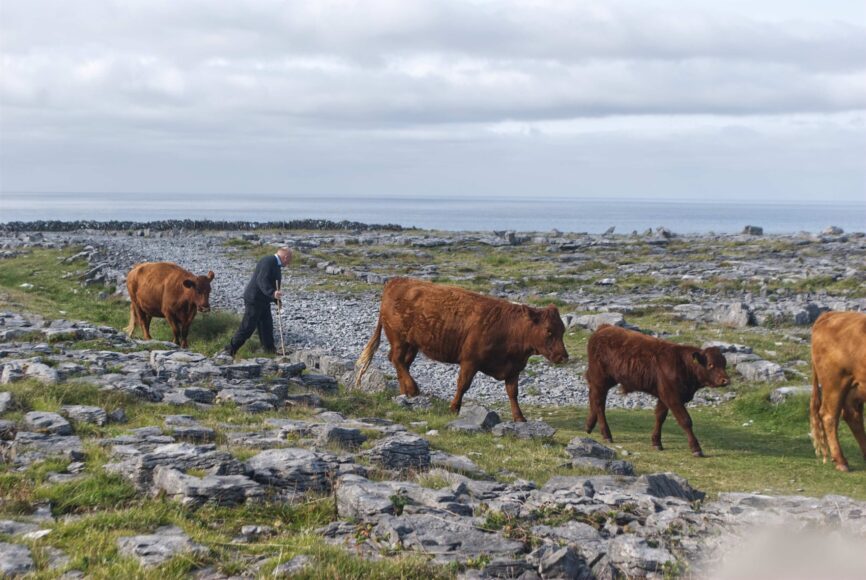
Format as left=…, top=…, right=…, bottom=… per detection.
left=104, top=443, right=244, bottom=489
left=531, top=521, right=606, bottom=565
left=393, top=394, right=433, bottom=410
left=570, top=456, right=636, bottom=476
left=531, top=545, right=593, bottom=580
left=429, top=451, right=487, bottom=478
left=272, top=555, right=313, bottom=577
left=0, top=420, right=17, bottom=440
left=567, top=312, right=625, bottom=331
left=737, top=359, right=786, bottom=383
left=315, top=424, right=366, bottom=449
left=566, top=437, right=617, bottom=460
left=742, top=225, right=763, bottom=236
left=116, top=526, right=207, bottom=567
left=24, top=362, right=60, bottom=384
left=491, top=420, right=556, bottom=440
left=276, top=362, right=306, bottom=378
left=823, top=226, right=843, bottom=235
left=300, top=373, right=338, bottom=393
left=60, top=405, right=107, bottom=426
left=0, top=391, right=11, bottom=414
left=284, top=393, right=323, bottom=408
left=181, top=387, right=216, bottom=404
left=366, top=433, right=431, bottom=471
left=770, top=385, right=811, bottom=404
left=0, top=542, right=34, bottom=576
left=335, top=474, right=398, bottom=519
left=482, top=559, right=535, bottom=578
left=222, top=362, right=261, bottom=380
left=446, top=404, right=501, bottom=433
left=12, top=432, right=85, bottom=464
left=0, top=521, right=40, bottom=536
left=606, top=535, right=675, bottom=576
left=24, top=411, right=72, bottom=436
left=373, top=513, right=524, bottom=562
left=152, top=466, right=264, bottom=508
left=170, top=426, right=217, bottom=443
left=713, top=303, right=754, bottom=328
left=245, top=448, right=336, bottom=493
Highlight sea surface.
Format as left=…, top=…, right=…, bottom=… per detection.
left=1, top=191, right=864, bottom=234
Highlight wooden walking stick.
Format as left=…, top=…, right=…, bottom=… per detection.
left=276, top=280, right=286, bottom=357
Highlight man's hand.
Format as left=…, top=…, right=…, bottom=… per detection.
left=274, top=290, right=282, bottom=300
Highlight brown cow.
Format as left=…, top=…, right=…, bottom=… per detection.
left=125, top=262, right=214, bottom=348
left=354, top=278, right=569, bottom=421
left=585, top=324, right=730, bottom=457
left=810, top=311, right=866, bottom=472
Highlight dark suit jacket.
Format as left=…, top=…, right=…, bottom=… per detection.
left=243, top=255, right=282, bottom=304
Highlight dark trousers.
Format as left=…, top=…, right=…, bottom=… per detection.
left=229, top=300, right=275, bottom=354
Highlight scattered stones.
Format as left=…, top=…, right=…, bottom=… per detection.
left=491, top=420, right=556, bottom=439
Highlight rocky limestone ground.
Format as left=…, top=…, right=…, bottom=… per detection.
left=1, top=312, right=866, bottom=578
left=5, top=225, right=863, bottom=411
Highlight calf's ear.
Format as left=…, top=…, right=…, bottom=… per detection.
left=207, top=271, right=215, bottom=280
left=183, top=279, right=195, bottom=289
left=691, top=351, right=707, bottom=366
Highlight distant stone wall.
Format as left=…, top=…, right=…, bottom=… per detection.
left=0, top=219, right=407, bottom=233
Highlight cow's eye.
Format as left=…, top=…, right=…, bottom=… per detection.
left=708, top=363, right=714, bottom=369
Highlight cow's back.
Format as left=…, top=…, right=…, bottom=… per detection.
left=380, top=278, right=508, bottom=363
left=127, top=262, right=192, bottom=316
left=812, top=311, right=866, bottom=377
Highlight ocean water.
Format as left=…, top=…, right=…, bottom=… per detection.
left=1, top=191, right=864, bottom=234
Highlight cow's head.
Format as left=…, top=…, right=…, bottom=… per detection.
left=691, top=347, right=730, bottom=387
left=528, top=304, right=569, bottom=364
left=183, top=271, right=215, bottom=313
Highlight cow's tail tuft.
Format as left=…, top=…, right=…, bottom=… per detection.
left=354, top=317, right=382, bottom=389
left=124, top=303, right=136, bottom=337
left=810, top=365, right=828, bottom=462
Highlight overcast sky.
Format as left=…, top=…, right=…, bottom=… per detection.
left=1, top=0, right=864, bottom=202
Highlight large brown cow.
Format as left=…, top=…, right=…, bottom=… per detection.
left=125, top=262, right=214, bottom=348
left=810, top=311, right=866, bottom=472
left=354, top=278, right=569, bottom=421
left=585, top=324, right=730, bottom=457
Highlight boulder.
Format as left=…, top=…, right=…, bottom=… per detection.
left=0, top=542, right=33, bottom=576
left=245, top=448, right=336, bottom=493
left=446, top=404, right=501, bottom=433
left=24, top=411, right=72, bottom=436
left=60, top=405, right=108, bottom=426
left=770, top=385, right=811, bottom=404
left=566, top=437, right=617, bottom=460
left=116, top=526, right=207, bottom=567
left=152, top=466, right=264, bottom=508
left=492, top=420, right=556, bottom=440
left=737, top=360, right=786, bottom=383
left=366, top=433, right=431, bottom=471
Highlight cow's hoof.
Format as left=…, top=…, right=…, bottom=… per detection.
left=449, top=406, right=460, bottom=415
left=603, top=438, right=613, bottom=444
left=836, top=463, right=850, bottom=473
left=653, top=445, right=663, bottom=451
left=692, top=451, right=705, bottom=458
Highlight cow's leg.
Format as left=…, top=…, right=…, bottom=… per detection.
left=505, top=375, right=527, bottom=422
left=449, top=363, right=477, bottom=415
left=585, top=365, right=614, bottom=440
left=820, top=382, right=850, bottom=471
left=165, top=313, right=182, bottom=346
left=134, top=305, right=153, bottom=340
left=841, top=394, right=866, bottom=461
left=389, top=343, right=419, bottom=396
left=652, top=400, right=669, bottom=451
left=664, top=398, right=703, bottom=457
left=179, top=323, right=190, bottom=349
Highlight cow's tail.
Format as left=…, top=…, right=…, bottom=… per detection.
left=810, top=365, right=828, bottom=462
left=124, top=303, right=136, bottom=337
left=354, top=316, right=382, bottom=389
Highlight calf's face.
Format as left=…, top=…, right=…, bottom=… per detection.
left=692, top=347, right=730, bottom=387
left=530, top=305, right=569, bottom=364
left=183, top=271, right=215, bottom=313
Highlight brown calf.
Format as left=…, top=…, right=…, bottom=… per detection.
left=354, top=278, right=568, bottom=421
left=585, top=324, right=730, bottom=457
left=125, top=262, right=214, bottom=348
left=810, top=311, right=866, bottom=472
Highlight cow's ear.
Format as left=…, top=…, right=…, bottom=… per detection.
left=691, top=351, right=707, bottom=366
left=528, top=308, right=543, bottom=324
left=207, top=271, right=215, bottom=281
left=183, top=279, right=195, bottom=289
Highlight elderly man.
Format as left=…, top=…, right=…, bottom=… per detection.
left=224, top=247, right=292, bottom=356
